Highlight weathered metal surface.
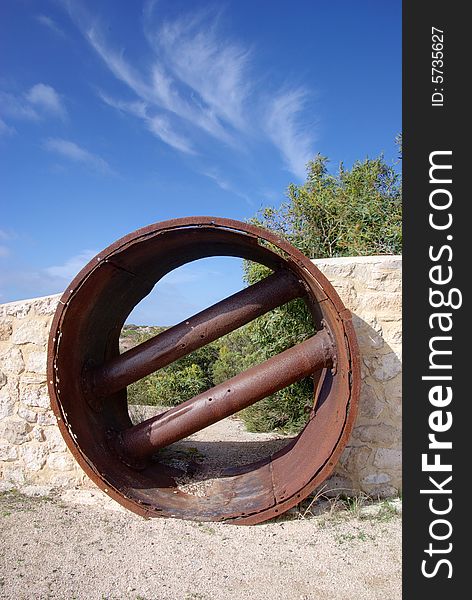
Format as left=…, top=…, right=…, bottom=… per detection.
left=89, top=269, right=304, bottom=399
left=47, top=216, right=360, bottom=524
left=115, top=329, right=334, bottom=463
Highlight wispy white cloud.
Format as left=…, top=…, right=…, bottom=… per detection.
left=201, top=169, right=253, bottom=206
left=86, top=22, right=231, bottom=147
left=0, top=116, right=15, bottom=136
left=142, top=0, right=159, bottom=22
left=63, top=3, right=251, bottom=146
left=0, top=246, right=10, bottom=258
left=265, top=88, right=315, bottom=179
left=147, top=5, right=316, bottom=171
left=0, top=248, right=99, bottom=302
left=155, top=8, right=251, bottom=132
left=61, top=0, right=316, bottom=179
left=201, top=169, right=232, bottom=193
left=86, top=25, right=152, bottom=101
left=98, top=92, right=147, bottom=118
left=149, top=65, right=232, bottom=144
left=36, top=14, right=66, bottom=38
left=43, top=137, right=113, bottom=174
left=0, top=83, right=67, bottom=130
left=146, top=114, right=195, bottom=154
left=0, top=91, right=39, bottom=121
left=99, top=92, right=195, bottom=154
left=26, top=84, right=67, bottom=120
left=44, top=249, right=98, bottom=279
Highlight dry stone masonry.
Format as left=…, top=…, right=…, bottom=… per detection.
left=0, top=255, right=402, bottom=498
left=0, top=294, right=86, bottom=493
left=312, top=256, right=402, bottom=498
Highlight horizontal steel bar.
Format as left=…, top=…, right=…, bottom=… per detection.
left=89, top=269, right=304, bottom=398
left=115, top=328, right=334, bottom=463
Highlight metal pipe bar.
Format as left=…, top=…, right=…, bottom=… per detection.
left=89, top=269, right=304, bottom=398
left=115, top=329, right=334, bottom=462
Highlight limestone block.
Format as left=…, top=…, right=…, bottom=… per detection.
left=29, top=294, right=61, bottom=316
left=0, top=418, right=31, bottom=445
left=357, top=383, right=385, bottom=420
left=0, top=319, right=13, bottom=340
left=363, top=484, right=398, bottom=498
left=18, top=405, right=38, bottom=423
left=20, top=372, right=47, bottom=385
left=37, top=410, right=57, bottom=426
left=358, top=292, right=401, bottom=316
left=20, top=484, right=53, bottom=497
left=0, top=481, right=15, bottom=493
left=321, top=475, right=355, bottom=496
left=31, top=426, right=45, bottom=442
left=1, top=300, right=30, bottom=318
left=373, top=448, right=402, bottom=470
left=353, top=424, right=399, bottom=446
left=352, top=314, right=385, bottom=350
left=20, top=443, right=48, bottom=471
left=12, top=319, right=49, bottom=345
left=1, top=464, right=26, bottom=486
left=339, top=445, right=372, bottom=474
left=381, top=321, right=403, bottom=346
left=362, top=473, right=391, bottom=485
left=24, top=350, right=47, bottom=374
left=47, top=452, right=75, bottom=472
left=44, top=427, right=67, bottom=452
left=51, top=471, right=83, bottom=488
left=0, top=347, right=25, bottom=374
left=20, top=385, right=50, bottom=409
left=383, top=377, right=402, bottom=402
left=0, top=383, right=18, bottom=419
left=363, top=353, right=402, bottom=382
left=386, top=393, right=402, bottom=418
left=0, top=441, right=18, bottom=461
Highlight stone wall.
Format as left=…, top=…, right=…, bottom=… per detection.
left=0, top=294, right=86, bottom=493
left=313, top=256, right=402, bottom=498
left=0, top=255, right=402, bottom=498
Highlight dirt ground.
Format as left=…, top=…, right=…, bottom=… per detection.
left=0, top=488, right=401, bottom=600
left=0, top=416, right=401, bottom=600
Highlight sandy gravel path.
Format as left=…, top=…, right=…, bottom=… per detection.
left=0, top=488, right=401, bottom=600
left=1, top=413, right=401, bottom=599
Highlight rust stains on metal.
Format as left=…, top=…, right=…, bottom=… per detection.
left=116, top=329, right=334, bottom=462
left=89, top=269, right=304, bottom=398
left=47, top=216, right=360, bottom=525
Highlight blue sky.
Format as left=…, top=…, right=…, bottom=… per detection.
left=0, top=0, right=401, bottom=325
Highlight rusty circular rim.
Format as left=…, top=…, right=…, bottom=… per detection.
left=47, top=216, right=360, bottom=524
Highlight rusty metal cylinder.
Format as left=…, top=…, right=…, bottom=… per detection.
left=117, top=329, right=334, bottom=462
left=47, top=216, right=360, bottom=524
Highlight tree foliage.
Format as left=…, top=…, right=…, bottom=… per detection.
left=250, top=153, right=402, bottom=258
